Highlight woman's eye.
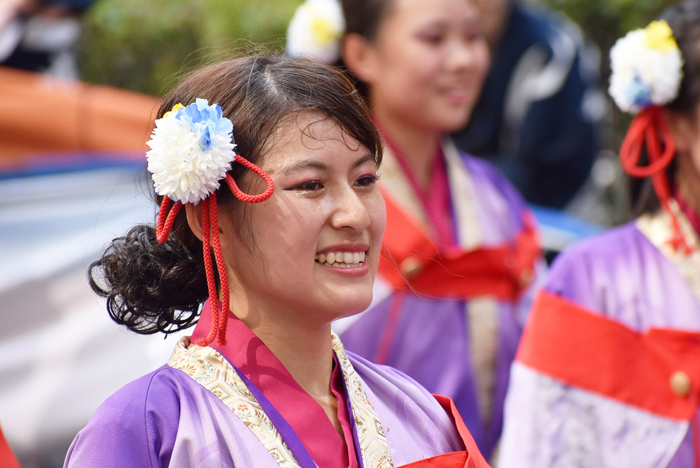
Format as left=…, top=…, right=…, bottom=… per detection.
left=356, top=174, right=379, bottom=187
left=464, top=31, right=484, bottom=44
left=295, top=180, right=324, bottom=191
left=419, top=33, right=443, bottom=45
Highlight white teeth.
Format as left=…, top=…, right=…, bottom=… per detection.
left=315, top=250, right=368, bottom=267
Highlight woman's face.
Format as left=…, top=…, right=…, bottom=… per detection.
left=355, top=0, right=490, bottom=133
left=221, top=113, right=386, bottom=325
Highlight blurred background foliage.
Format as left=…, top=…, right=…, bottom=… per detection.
left=78, top=0, right=301, bottom=96
left=78, top=0, right=679, bottom=97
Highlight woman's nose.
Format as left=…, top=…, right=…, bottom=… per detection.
left=447, top=36, right=486, bottom=73
left=330, top=186, right=371, bottom=233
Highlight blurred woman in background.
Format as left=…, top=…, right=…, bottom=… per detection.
left=499, top=1, right=700, bottom=466
left=288, top=0, right=542, bottom=461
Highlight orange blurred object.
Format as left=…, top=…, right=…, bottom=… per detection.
left=0, top=66, right=158, bottom=169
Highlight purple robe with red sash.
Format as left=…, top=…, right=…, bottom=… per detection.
left=335, top=137, right=541, bottom=462
left=500, top=201, right=700, bottom=468
left=64, top=301, right=491, bottom=468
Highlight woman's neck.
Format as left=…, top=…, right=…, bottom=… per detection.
left=372, top=108, right=441, bottom=192
left=233, top=299, right=334, bottom=397
left=229, top=292, right=342, bottom=433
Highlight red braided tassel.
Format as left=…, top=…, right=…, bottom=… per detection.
left=224, top=156, right=275, bottom=203
left=196, top=196, right=220, bottom=346
left=155, top=197, right=183, bottom=243
left=620, top=106, right=691, bottom=253
left=209, top=194, right=230, bottom=345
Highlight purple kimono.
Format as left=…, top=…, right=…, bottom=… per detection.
left=335, top=139, right=541, bottom=462
left=64, top=311, right=465, bottom=468
left=500, top=208, right=700, bottom=468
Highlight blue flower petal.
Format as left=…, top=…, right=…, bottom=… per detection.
left=215, top=118, right=233, bottom=134
left=188, top=104, right=203, bottom=124
left=626, top=76, right=652, bottom=109
left=200, top=127, right=212, bottom=151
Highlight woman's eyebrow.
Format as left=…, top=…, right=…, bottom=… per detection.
left=351, top=153, right=376, bottom=170
left=274, top=159, right=329, bottom=176
left=272, top=153, right=374, bottom=176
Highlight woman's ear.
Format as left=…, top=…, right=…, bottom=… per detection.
left=342, top=33, right=378, bottom=84
left=185, top=201, right=234, bottom=249
left=185, top=202, right=204, bottom=241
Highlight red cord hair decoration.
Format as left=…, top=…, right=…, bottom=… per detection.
left=155, top=155, right=275, bottom=346
left=620, top=105, right=691, bottom=253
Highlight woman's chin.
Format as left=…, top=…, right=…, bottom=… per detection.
left=441, top=108, right=474, bottom=132
left=418, top=107, right=473, bottom=134
left=325, top=295, right=373, bottom=322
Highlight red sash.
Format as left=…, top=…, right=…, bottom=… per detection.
left=0, top=426, right=19, bottom=468
left=399, top=395, right=491, bottom=468
left=378, top=192, right=540, bottom=302
left=517, top=290, right=700, bottom=421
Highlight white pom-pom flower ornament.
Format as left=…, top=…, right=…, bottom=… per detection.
left=146, top=99, right=275, bottom=346
left=609, top=20, right=684, bottom=114
left=609, top=21, right=691, bottom=253
left=286, top=0, right=345, bottom=64
left=147, top=99, right=236, bottom=204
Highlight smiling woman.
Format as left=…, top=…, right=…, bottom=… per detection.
left=64, top=54, right=490, bottom=468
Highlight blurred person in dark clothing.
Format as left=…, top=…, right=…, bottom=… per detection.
left=452, top=0, right=606, bottom=209
left=0, top=0, right=97, bottom=80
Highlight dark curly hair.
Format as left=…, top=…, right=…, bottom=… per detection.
left=89, top=53, right=382, bottom=335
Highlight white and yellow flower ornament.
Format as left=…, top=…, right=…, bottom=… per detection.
left=609, top=20, right=684, bottom=114
left=286, top=0, right=345, bottom=64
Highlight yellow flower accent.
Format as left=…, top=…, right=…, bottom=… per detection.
left=643, top=20, right=679, bottom=52
left=164, top=103, right=185, bottom=119
left=309, top=5, right=338, bottom=45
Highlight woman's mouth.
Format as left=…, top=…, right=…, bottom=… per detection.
left=315, top=251, right=366, bottom=268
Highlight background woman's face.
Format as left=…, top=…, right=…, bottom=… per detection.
left=362, top=0, right=490, bottom=133
left=221, top=113, right=386, bottom=325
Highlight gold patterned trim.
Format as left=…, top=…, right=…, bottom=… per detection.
left=167, top=338, right=301, bottom=468
left=378, top=141, right=430, bottom=233
left=442, top=138, right=482, bottom=249
left=331, top=333, right=394, bottom=468
left=637, top=200, right=700, bottom=304
left=167, top=335, right=395, bottom=468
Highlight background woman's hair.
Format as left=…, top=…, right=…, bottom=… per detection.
left=334, top=0, right=394, bottom=99
left=628, top=0, right=700, bottom=217
left=89, top=53, right=382, bottom=335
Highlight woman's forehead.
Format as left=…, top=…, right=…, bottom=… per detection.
left=263, top=115, right=370, bottom=174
